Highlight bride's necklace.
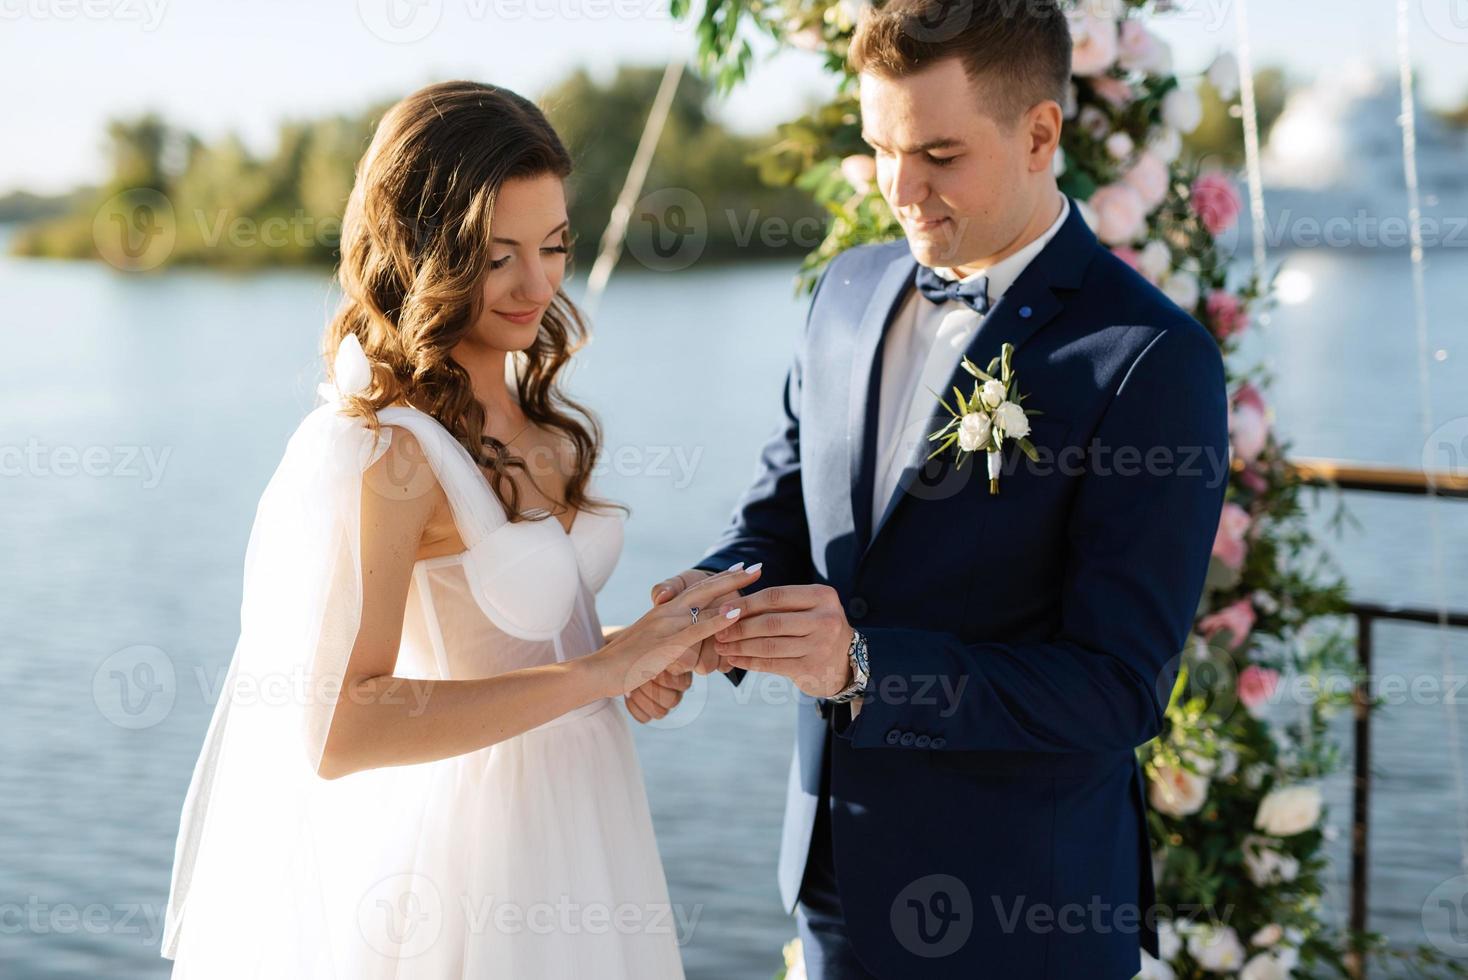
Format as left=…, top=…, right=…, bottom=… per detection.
left=501, top=419, right=531, bottom=446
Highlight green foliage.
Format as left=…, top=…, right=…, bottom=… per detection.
left=9, top=70, right=821, bottom=270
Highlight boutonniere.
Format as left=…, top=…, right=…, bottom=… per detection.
left=926, top=342, right=1041, bottom=495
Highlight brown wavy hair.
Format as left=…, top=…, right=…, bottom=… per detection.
left=323, top=79, right=614, bottom=525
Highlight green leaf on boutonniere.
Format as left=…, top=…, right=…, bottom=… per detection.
left=1001, top=344, right=1014, bottom=379
left=929, top=417, right=958, bottom=440
left=927, top=433, right=957, bottom=461
left=1018, top=437, right=1039, bottom=462
left=932, top=386, right=959, bottom=419
left=960, top=357, right=994, bottom=383
left=952, top=385, right=969, bottom=414
left=986, top=356, right=1001, bottom=375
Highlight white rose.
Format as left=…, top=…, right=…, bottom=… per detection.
left=1157, top=920, right=1183, bottom=961
left=1079, top=105, right=1111, bottom=140
left=1148, top=762, right=1209, bottom=817
left=1123, top=150, right=1171, bottom=211
left=958, top=412, right=992, bottom=452
left=1068, top=13, right=1119, bottom=77
left=1118, top=21, right=1172, bottom=75
left=1105, top=131, right=1135, bottom=160
left=994, top=401, right=1030, bottom=439
left=1138, top=950, right=1176, bottom=980
left=1188, top=924, right=1246, bottom=972
left=1138, top=240, right=1171, bottom=282
left=1162, top=86, right=1203, bottom=134
left=1148, top=126, right=1183, bottom=164
left=980, top=379, right=1007, bottom=409
left=1242, top=834, right=1300, bottom=886
left=1089, top=183, right=1147, bottom=246
left=1162, top=270, right=1200, bottom=311
left=1209, top=52, right=1242, bottom=101
left=1251, top=923, right=1283, bottom=948
left=1255, top=784, right=1322, bottom=836
left=1240, top=950, right=1294, bottom=980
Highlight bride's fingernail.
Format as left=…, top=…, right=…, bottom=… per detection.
left=746, top=562, right=763, bottom=574
left=726, top=561, right=745, bottom=572
left=725, top=608, right=741, bottom=619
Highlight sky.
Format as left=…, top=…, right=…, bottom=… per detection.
left=3, top=0, right=1468, bottom=197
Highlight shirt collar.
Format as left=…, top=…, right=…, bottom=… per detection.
left=931, top=195, right=1070, bottom=304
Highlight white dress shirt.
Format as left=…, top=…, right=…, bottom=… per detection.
left=870, top=195, right=1071, bottom=526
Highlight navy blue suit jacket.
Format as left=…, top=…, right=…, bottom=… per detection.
left=696, top=199, right=1228, bottom=979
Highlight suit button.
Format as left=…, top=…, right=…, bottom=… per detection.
left=931, top=737, right=947, bottom=749
left=847, top=596, right=869, bottom=620
left=915, top=735, right=931, bottom=748
left=885, top=730, right=901, bottom=746
left=900, top=732, right=916, bottom=747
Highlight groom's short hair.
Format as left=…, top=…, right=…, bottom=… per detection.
left=848, top=0, right=1072, bottom=127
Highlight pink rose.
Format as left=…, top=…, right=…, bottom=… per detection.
left=1088, top=183, right=1147, bottom=245
left=1117, top=21, right=1168, bottom=74
left=1206, top=290, right=1250, bottom=340
left=1212, top=501, right=1251, bottom=570
left=1091, top=75, right=1134, bottom=109
left=1238, top=465, right=1269, bottom=495
left=1199, top=598, right=1257, bottom=651
left=1068, top=13, right=1119, bottom=77
left=841, top=154, right=877, bottom=196
left=1230, top=383, right=1270, bottom=463
left=1237, top=664, right=1280, bottom=717
left=1112, top=246, right=1142, bottom=272
left=1192, top=172, right=1242, bottom=235
left=1122, top=150, right=1170, bottom=211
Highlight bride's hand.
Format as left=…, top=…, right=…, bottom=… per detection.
left=594, top=564, right=762, bottom=698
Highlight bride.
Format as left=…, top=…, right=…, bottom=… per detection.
left=160, top=79, right=758, bottom=978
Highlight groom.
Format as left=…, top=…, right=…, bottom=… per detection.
left=644, top=1, right=1228, bottom=976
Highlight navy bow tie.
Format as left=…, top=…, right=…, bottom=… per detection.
left=915, top=265, right=990, bottom=315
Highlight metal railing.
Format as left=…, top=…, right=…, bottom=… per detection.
left=1283, top=457, right=1467, bottom=979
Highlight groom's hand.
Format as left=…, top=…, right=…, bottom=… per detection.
left=712, top=585, right=854, bottom=699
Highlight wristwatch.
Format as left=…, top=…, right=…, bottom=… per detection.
left=827, top=629, right=870, bottom=704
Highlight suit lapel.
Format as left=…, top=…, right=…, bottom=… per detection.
left=861, top=198, right=1100, bottom=562
left=847, top=249, right=918, bottom=556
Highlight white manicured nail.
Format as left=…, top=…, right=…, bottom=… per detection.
left=746, top=562, right=763, bottom=573
left=726, top=561, right=745, bottom=572
left=725, top=608, right=741, bottom=619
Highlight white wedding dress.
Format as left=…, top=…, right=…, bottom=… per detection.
left=162, top=400, right=686, bottom=979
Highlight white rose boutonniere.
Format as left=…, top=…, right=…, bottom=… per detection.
left=927, top=342, right=1041, bottom=495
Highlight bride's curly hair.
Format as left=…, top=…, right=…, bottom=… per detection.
left=323, top=79, right=614, bottom=524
